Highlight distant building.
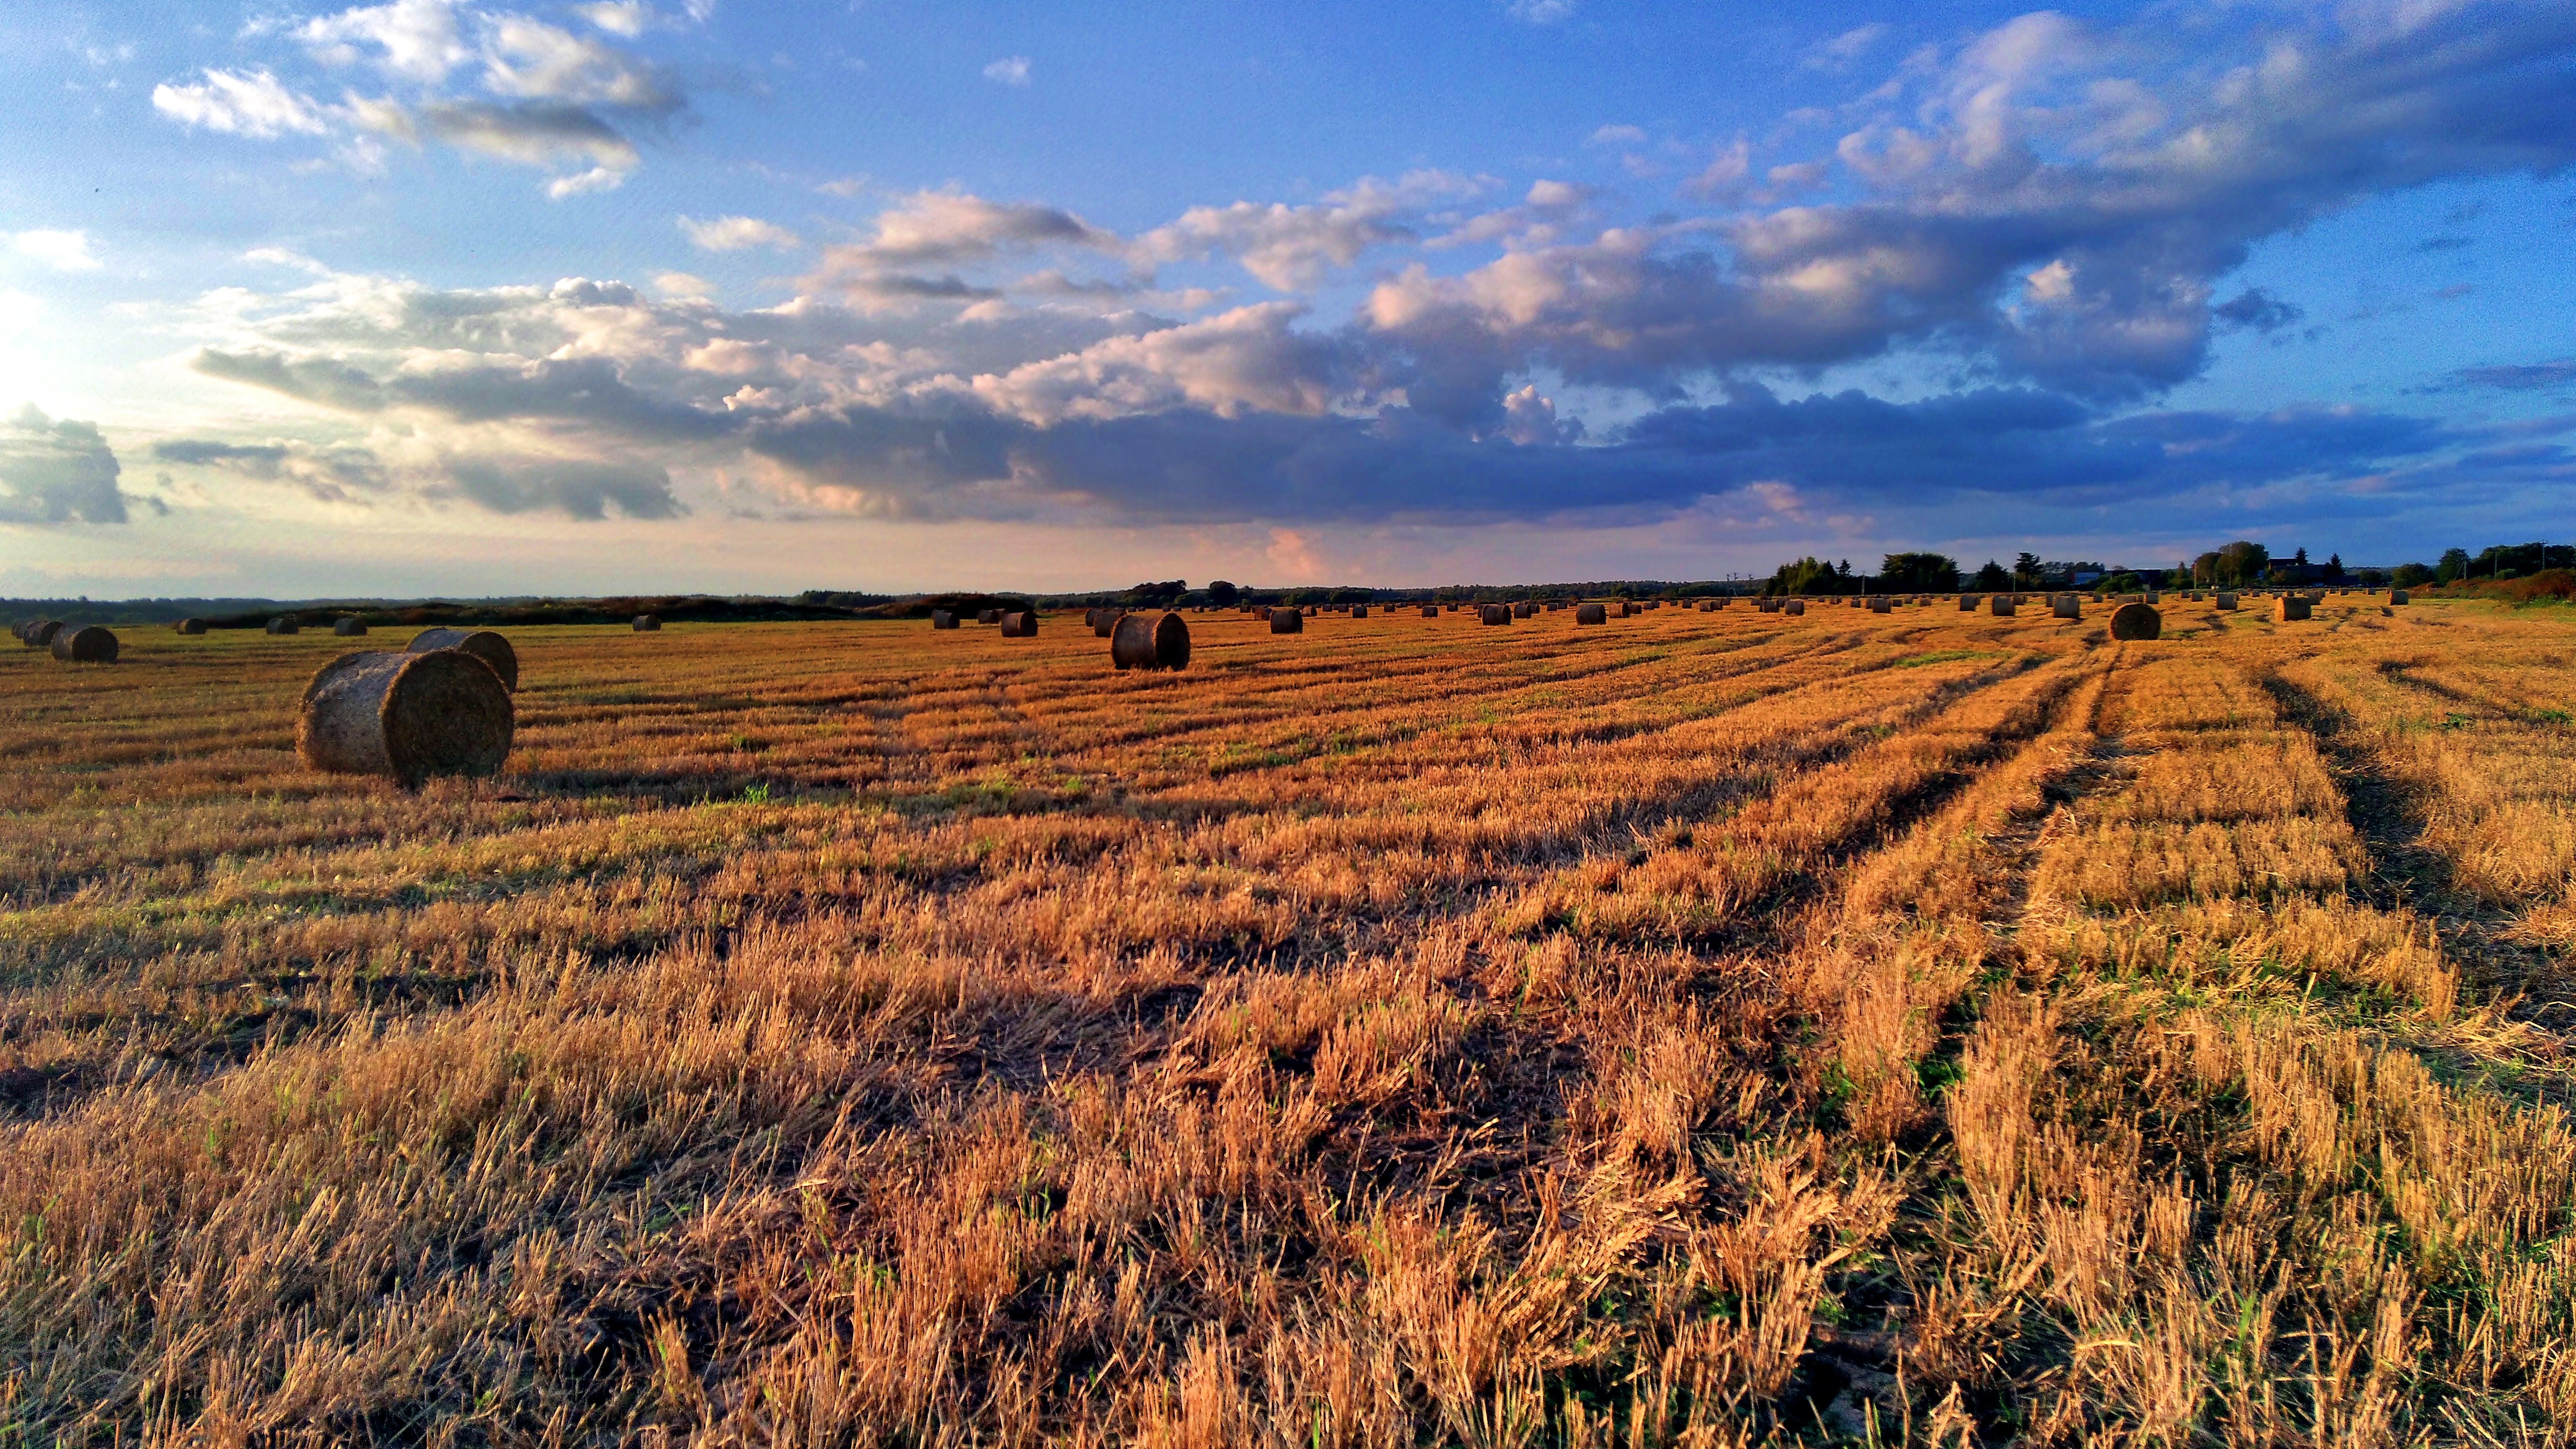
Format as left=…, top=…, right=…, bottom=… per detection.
left=2266, top=563, right=2323, bottom=585
left=2071, top=571, right=2103, bottom=586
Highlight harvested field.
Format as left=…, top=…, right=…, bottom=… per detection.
left=3, top=595, right=2574, bottom=1444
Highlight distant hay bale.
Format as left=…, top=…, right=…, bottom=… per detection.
left=2052, top=595, right=2081, bottom=619
left=1783, top=599, right=1807, bottom=615
left=633, top=614, right=661, bottom=631
left=333, top=617, right=369, bottom=637
left=298, top=649, right=513, bottom=787
left=2214, top=592, right=2238, bottom=610
left=1616, top=601, right=1637, bottom=617
left=1111, top=611, right=1191, bottom=671
left=1352, top=603, right=1369, bottom=618
left=1270, top=607, right=1304, bottom=634
left=1093, top=609, right=1125, bottom=638
left=1959, top=595, right=1980, bottom=611
left=1480, top=603, right=1511, bottom=625
left=978, top=608, right=1002, bottom=625
left=175, top=617, right=209, bottom=635
left=2388, top=589, right=2410, bottom=605
left=1512, top=601, right=1535, bottom=618
left=1991, top=596, right=2017, bottom=616
left=1868, top=596, right=1891, bottom=613
left=999, top=611, right=1038, bottom=637
left=266, top=617, right=300, bottom=635
left=931, top=610, right=959, bottom=629
left=22, top=620, right=64, bottom=649
left=1575, top=602, right=1607, bottom=625
left=2144, top=591, right=2161, bottom=603
left=407, top=628, right=519, bottom=692
left=2109, top=602, right=2162, bottom=640
left=2276, top=596, right=2312, bottom=622
left=1419, top=604, right=1439, bottom=618
left=49, top=626, right=117, bottom=663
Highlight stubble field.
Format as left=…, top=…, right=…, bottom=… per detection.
left=3, top=594, right=2574, bottom=1447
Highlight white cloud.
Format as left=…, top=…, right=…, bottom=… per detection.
left=547, top=165, right=628, bottom=199
left=13, top=231, right=102, bottom=273
left=575, top=1, right=653, bottom=36
left=982, top=55, right=1031, bottom=85
left=298, top=0, right=473, bottom=83
left=679, top=215, right=803, bottom=252
left=654, top=271, right=713, bottom=298
left=1804, top=24, right=1888, bottom=70
left=151, top=68, right=327, bottom=138
left=482, top=16, right=672, bottom=108
left=1507, top=0, right=1574, bottom=23
left=1586, top=124, right=1646, bottom=146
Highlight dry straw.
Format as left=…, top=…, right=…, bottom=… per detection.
left=407, top=628, right=520, bottom=692
left=49, top=626, right=118, bottom=663
left=296, top=649, right=513, bottom=786
left=2109, top=602, right=2162, bottom=640
left=1110, top=610, right=1191, bottom=670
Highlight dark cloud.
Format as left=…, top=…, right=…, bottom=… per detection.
left=2213, top=288, right=2305, bottom=334
left=153, top=436, right=392, bottom=501
left=0, top=405, right=128, bottom=525
left=2454, top=359, right=2576, bottom=390
left=432, top=455, right=685, bottom=519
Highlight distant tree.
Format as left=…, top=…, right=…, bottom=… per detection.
left=1762, top=556, right=1839, bottom=596
left=1206, top=580, right=1240, bottom=607
left=1880, top=552, right=1961, bottom=592
left=2290, top=547, right=2310, bottom=566
left=2392, top=562, right=2434, bottom=588
left=2436, top=547, right=2473, bottom=583
left=1125, top=579, right=1188, bottom=605
left=2324, top=552, right=2345, bottom=580
left=2213, top=541, right=2270, bottom=586
left=1974, top=559, right=2011, bottom=590
left=2013, top=552, right=2043, bottom=587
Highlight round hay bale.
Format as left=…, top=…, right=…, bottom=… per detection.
left=2052, top=594, right=2082, bottom=619
left=1269, top=607, right=1304, bottom=634
left=49, top=626, right=117, bottom=663
left=2213, top=592, right=2238, bottom=610
left=265, top=617, right=299, bottom=635
left=634, top=614, right=662, bottom=631
left=2388, top=589, right=2409, bottom=605
left=999, top=611, right=1038, bottom=637
left=298, top=649, right=513, bottom=787
left=1111, top=610, right=1191, bottom=671
left=23, top=620, right=64, bottom=649
left=977, top=608, right=1002, bottom=625
left=1782, top=599, right=1805, bottom=615
left=333, top=617, right=369, bottom=637
left=1868, top=596, right=1892, bottom=613
left=1418, top=604, right=1439, bottom=619
left=407, top=628, right=519, bottom=692
left=2275, top=596, right=2312, bottom=622
left=2109, top=603, right=2162, bottom=640
left=1959, top=595, right=1980, bottom=611
left=1351, top=604, right=1369, bottom=619
left=1990, top=596, right=2017, bottom=616
left=1512, top=601, right=1535, bottom=618
left=1479, top=603, right=1511, bottom=625
left=1093, top=609, right=1125, bottom=638
left=176, top=617, right=209, bottom=635
left=931, top=610, right=960, bottom=629
left=1575, top=602, right=1607, bottom=625
left=1616, top=600, right=1637, bottom=617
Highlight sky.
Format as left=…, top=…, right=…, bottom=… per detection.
left=1, top=0, right=2573, bottom=597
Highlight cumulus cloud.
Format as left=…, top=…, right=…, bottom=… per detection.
left=1132, top=173, right=1483, bottom=291
left=151, top=68, right=327, bottom=137
left=679, top=215, right=803, bottom=252
left=1507, top=0, right=1574, bottom=24
left=13, top=231, right=101, bottom=272
left=0, top=405, right=128, bottom=525
left=982, top=55, right=1031, bottom=85
left=153, top=436, right=391, bottom=502
left=156, top=0, right=681, bottom=196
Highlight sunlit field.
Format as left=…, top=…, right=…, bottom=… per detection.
left=6, top=594, right=2575, bottom=1446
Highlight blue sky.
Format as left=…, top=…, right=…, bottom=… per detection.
left=1, top=0, right=2572, bottom=596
